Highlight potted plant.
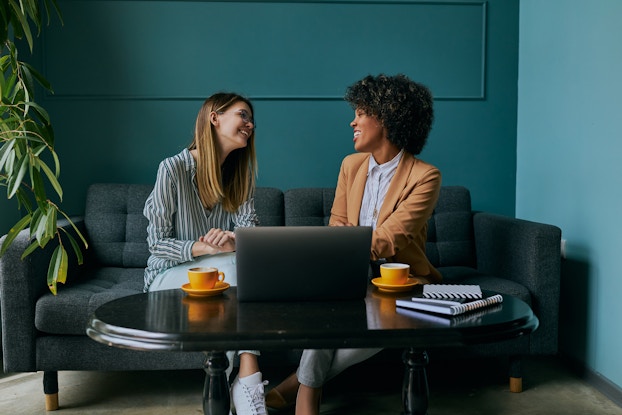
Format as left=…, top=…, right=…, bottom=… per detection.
left=1, top=0, right=86, bottom=294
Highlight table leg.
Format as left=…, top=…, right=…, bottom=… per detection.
left=401, top=348, right=429, bottom=415
left=203, top=351, right=230, bottom=415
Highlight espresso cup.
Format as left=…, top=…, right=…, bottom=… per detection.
left=187, top=267, right=225, bottom=290
left=379, top=263, right=410, bottom=285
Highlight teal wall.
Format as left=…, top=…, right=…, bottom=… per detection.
left=0, top=0, right=520, bottom=236
left=517, top=0, right=622, bottom=391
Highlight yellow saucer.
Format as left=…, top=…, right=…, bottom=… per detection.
left=181, top=282, right=230, bottom=297
left=371, top=277, right=419, bottom=293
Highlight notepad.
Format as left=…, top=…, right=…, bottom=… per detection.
left=396, top=302, right=504, bottom=325
left=422, top=284, right=483, bottom=299
left=396, top=293, right=503, bottom=316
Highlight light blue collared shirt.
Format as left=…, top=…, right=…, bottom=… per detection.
left=359, top=150, right=403, bottom=229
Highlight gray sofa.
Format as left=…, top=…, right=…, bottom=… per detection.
left=0, top=183, right=561, bottom=410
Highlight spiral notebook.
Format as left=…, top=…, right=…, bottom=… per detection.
left=396, top=302, right=504, bottom=326
left=422, top=284, right=483, bottom=299
left=396, top=293, right=503, bottom=316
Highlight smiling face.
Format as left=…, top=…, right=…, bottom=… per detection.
left=211, top=101, right=255, bottom=157
left=351, top=108, right=402, bottom=164
left=351, top=108, right=386, bottom=154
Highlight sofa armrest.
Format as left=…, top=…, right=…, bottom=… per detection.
left=473, top=212, right=562, bottom=354
left=0, top=217, right=86, bottom=372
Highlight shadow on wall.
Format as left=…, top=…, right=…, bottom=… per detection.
left=559, top=257, right=590, bottom=365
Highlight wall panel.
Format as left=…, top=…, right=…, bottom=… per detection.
left=45, top=1, right=486, bottom=100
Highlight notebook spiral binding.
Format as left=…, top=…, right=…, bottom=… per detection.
left=423, top=284, right=483, bottom=299
left=451, top=294, right=504, bottom=314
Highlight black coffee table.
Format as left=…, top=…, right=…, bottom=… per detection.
left=87, top=286, right=538, bottom=415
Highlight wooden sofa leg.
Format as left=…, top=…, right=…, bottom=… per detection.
left=43, top=371, right=59, bottom=411
left=508, top=356, right=523, bottom=393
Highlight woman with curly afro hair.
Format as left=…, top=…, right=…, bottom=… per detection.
left=266, top=74, right=442, bottom=414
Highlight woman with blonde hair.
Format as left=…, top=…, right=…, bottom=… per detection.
left=144, top=92, right=268, bottom=414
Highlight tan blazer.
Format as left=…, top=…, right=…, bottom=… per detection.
left=329, top=152, right=442, bottom=283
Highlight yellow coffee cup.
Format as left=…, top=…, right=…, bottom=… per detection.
left=188, top=267, right=225, bottom=290
left=379, top=263, right=410, bottom=285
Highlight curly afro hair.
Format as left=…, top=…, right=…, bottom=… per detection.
left=344, top=74, right=434, bottom=155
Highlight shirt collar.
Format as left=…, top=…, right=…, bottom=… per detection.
left=368, top=149, right=404, bottom=175
left=181, top=148, right=197, bottom=180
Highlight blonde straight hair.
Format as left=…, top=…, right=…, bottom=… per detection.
left=188, top=93, right=257, bottom=212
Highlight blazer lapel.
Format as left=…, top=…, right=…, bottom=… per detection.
left=377, top=154, right=414, bottom=225
left=347, top=155, right=371, bottom=225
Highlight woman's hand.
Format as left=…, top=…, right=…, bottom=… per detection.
left=330, top=220, right=354, bottom=227
left=192, top=228, right=236, bottom=257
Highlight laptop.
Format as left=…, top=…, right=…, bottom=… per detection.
left=235, top=226, right=373, bottom=302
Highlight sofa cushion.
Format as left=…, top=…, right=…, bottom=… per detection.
left=438, top=266, right=531, bottom=305
left=255, top=187, right=284, bottom=226
left=35, top=267, right=144, bottom=335
left=84, top=185, right=286, bottom=269
left=85, top=183, right=153, bottom=268
left=283, top=186, right=477, bottom=268
left=426, top=186, right=476, bottom=268
left=284, top=188, right=335, bottom=226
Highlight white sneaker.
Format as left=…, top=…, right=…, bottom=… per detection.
left=230, top=373, right=269, bottom=415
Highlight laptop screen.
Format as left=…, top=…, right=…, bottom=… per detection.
left=235, top=226, right=372, bottom=302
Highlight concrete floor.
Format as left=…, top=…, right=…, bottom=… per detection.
left=1, top=356, right=621, bottom=414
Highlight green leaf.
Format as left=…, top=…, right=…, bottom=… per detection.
left=0, top=139, right=16, bottom=172
left=7, top=39, right=18, bottom=70
left=21, top=0, right=40, bottom=28
left=58, top=210, right=88, bottom=250
left=38, top=159, right=62, bottom=199
left=57, top=246, right=68, bottom=284
left=47, top=245, right=62, bottom=295
left=0, top=54, right=10, bottom=70
left=24, top=99, right=51, bottom=125
left=46, top=206, right=58, bottom=241
left=34, top=207, right=49, bottom=244
left=22, top=61, right=52, bottom=92
left=46, top=0, right=64, bottom=26
left=0, top=66, right=17, bottom=103
left=7, top=153, right=28, bottom=198
left=14, top=187, right=34, bottom=213
left=0, top=213, right=32, bottom=257
left=52, top=148, right=60, bottom=175
left=9, top=0, right=34, bottom=51
left=30, top=165, right=48, bottom=208
left=63, top=231, right=84, bottom=265
left=4, top=145, right=16, bottom=175
left=22, top=238, right=42, bottom=259
left=20, top=61, right=36, bottom=97
left=28, top=150, right=35, bottom=189
left=31, top=142, right=46, bottom=157
left=29, top=207, right=43, bottom=239
left=1, top=72, right=18, bottom=102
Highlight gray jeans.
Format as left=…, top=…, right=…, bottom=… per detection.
left=296, top=348, right=382, bottom=388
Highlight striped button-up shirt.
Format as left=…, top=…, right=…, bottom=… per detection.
left=359, top=150, right=403, bottom=229
left=143, top=149, right=258, bottom=291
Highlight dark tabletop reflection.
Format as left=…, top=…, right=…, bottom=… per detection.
left=237, top=299, right=368, bottom=334
left=141, top=290, right=238, bottom=333
left=366, top=288, right=507, bottom=330
left=89, top=286, right=537, bottom=352
left=145, top=290, right=187, bottom=330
